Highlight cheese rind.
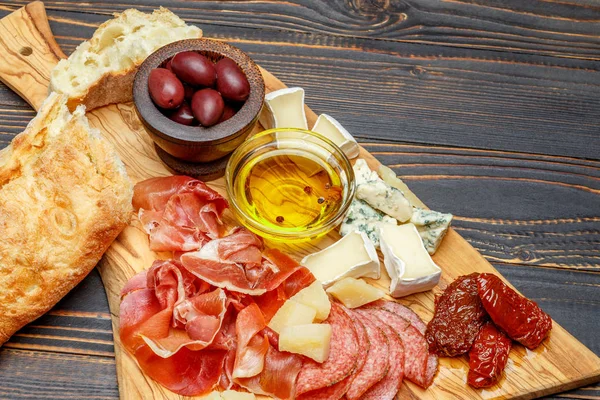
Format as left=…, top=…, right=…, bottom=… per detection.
left=279, top=324, right=332, bottom=363
left=339, top=199, right=396, bottom=248
left=268, top=299, right=317, bottom=334
left=356, top=179, right=413, bottom=222
left=379, top=223, right=442, bottom=298
left=312, top=114, right=359, bottom=159
left=258, top=87, right=308, bottom=130
left=326, top=277, right=385, bottom=308
left=301, top=231, right=380, bottom=286
left=289, top=280, right=331, bottom=321
left=410, top=207, right=453, bottom=255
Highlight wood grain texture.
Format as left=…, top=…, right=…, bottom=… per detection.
left=0, top=6, right=599, bottom=161
left=0, top=1, right=597, bottom=399
left=1, top=0, right=599, bottom=60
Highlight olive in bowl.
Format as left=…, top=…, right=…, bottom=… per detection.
left=133, top=38, right=265, bottom=164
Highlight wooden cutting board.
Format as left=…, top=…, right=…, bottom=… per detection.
left=1, top=2, right=599, bottom=400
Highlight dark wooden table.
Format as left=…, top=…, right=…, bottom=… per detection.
left=0, top=1, right=598, bottom=399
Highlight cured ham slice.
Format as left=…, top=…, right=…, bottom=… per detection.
left=356, top=310, right=405, bottom=400
left=133, top=176, right=228, bottom=252
left=234, top=304, right=303, bottom=399
left=119, top=260, right=229, bottom=395
left=181, top=231, right=303, bottom=295
left=296, top=303, right=359, bottom=396
left=345, top=309, right=389, bottom=400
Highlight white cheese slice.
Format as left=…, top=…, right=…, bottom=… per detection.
left=356, top=179, right=413, bottom=222
left=312, top=114, right=359, bottom=159
left=410, top=207, right=453, bottom=255
left=379, top=223, right=442, bottom=298
left=301, top=230, right=380, bottom=286
left=258, top=87, right=308, bottom=130
left=339, top=199, right=396, bottom=248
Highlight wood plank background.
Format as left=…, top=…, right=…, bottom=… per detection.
left=0, top=1, right=598, bottom=399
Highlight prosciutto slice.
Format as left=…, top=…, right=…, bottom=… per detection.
left=234, top=304, right=303, bottom=399
left=119, top=260, right=229, bottom=395
left=133, top=176, right=228, bottom=252
left=181, top=229, right=303, bottom=295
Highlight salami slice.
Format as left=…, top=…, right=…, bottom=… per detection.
left=295, top=303, right=359, bottom=396
left=357, top=310, right=405, bottom=400
left=368, top=308, right=431, bottom=388
left=364, top=299, right=427, bottom=335
left=297, top=306, right=368, bottom=400
left=345, top=310, right=389, bottom=400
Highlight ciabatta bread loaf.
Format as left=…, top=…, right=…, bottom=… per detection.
left=0, top=93, right=133, bottom=345
left=49, top=7, right=202, bottom=111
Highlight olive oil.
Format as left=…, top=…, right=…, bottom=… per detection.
left=234, top=151, right=343, bottom=231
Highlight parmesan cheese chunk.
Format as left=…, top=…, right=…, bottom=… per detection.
left=268, top=299, right=316, bottom=334
left=279, top=324, right=332, bottom=363
left=289, top=281, right=331, bottom=321
left=326, top=277, right=385, bottom=308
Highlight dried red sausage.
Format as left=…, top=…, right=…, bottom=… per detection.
left=425, top=273, right=488, bottom=357
left=468, top=323, right=512, bottom=388
left=477, top=273, right=552, bottom=349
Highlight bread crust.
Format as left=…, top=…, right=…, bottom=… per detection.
left=0, top=93, right=133, bottom=345
left=66, top=69, right=135, bottom=111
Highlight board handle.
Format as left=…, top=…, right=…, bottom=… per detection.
left=0, top=1, right=65, bottom=111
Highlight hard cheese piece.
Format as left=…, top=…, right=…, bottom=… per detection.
left=258, top=87, right=308, bottom=129
left=326, top=277, right=385, bottom=308
left=199, top=392, right=222, bottom=400
left=410, top=207, right=453, bottom=255
left=302, top=230, right=380, bottom=286
left=221, top=390, right=257, bottom=400
left=279, top=323, right=332, bottom=363
left=290, top=280, right=331, bottom=322
left=380, top=223, right=442, bottom=298
left=268, top=299, right=317, bottom=334
left=339, top=199, right=396, bottom=248
left=312, top=114, right=359, bottom=159
left=357, top=179, right=413, bottom=222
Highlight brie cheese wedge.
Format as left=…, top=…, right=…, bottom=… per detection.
left=301, top=231, right=380, bottom=286
left=379, top=223, right=442, bottom=298
left=258, top=87, right=308, bottom=130
left=312, top=114, right=359, bottom=159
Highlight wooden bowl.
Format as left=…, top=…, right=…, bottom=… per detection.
left=133, top=39, right=265, bottom=163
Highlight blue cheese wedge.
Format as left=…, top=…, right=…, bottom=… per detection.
left=379, top=223, right=442, bottom=298
left=356, top=179, right=413, bottom=222
left=354, top=159, right=379, bottom=185
left=312, top=114, right=359, bottom=159
left=410, top=207, right=453, bottom=255
left=301, top=230, right=380, bottom=286
left=339, top=199, right=396, bottom=247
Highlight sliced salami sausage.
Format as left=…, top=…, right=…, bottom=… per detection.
left=357, top=310, right=405, bottom=400
left=346, top=309, right=389, bottom=400
left=368, top=308, right=432, bottom=388
left=363, top=299, right=427, bottom=335
left=295, top=303, right=359, bottom=396
left=298, top=306, right=369, bottom=400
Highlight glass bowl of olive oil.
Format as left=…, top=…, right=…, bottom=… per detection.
left=226, top=128, right=355, bottom=242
